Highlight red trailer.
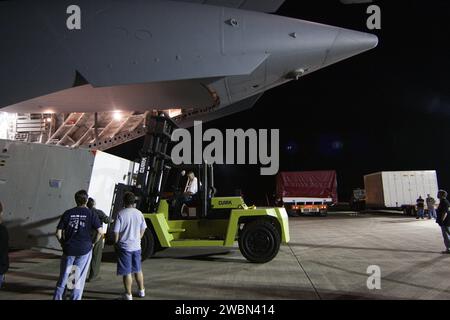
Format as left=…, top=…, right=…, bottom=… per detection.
left=276, top=171, right=338, bottom=216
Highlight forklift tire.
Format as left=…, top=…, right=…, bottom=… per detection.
left=238, top=219, right=281, bottom=263
left=141, top=228, right=156, bottom=261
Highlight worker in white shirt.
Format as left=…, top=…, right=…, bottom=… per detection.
left=173, top=171, right=200, bottom=217
left=184, top=171, right=199, bottom=195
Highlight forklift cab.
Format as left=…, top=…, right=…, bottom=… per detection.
left=165, top=164, right=219, bottom=220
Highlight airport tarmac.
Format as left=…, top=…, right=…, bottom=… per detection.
left=0, top=212, right=449, bottom=300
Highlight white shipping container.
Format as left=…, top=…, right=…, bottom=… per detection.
left=0, top=139, right=135, bottom=252
left=364, top=171, right=439, bottom=208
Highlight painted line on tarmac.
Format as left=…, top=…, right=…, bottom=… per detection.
left=287, top=244, right=322, bottom=300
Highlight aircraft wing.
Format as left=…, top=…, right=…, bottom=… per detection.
left=166, top=0, right=286, bottom=13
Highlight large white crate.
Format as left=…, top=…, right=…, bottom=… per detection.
left=364, top=171, right=439, bottom=208
left=0, top=139, right=134, bottom=251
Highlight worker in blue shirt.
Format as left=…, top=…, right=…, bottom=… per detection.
left=53, top=190, right=103, bottom=300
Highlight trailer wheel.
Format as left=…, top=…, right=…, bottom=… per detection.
left=141, top=228, right=156, bottom=261
left=238, top=219, right=281, bottom=263
left=287, top=210, right=299, bottom=217
left=320, top=211, right=328, bottom=217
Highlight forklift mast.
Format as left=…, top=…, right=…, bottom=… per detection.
left=109, top=112, right=214, bottom=221
left=134, top=113, right=178, bottom=213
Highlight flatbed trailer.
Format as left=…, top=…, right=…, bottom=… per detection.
left=276, top=171, right=338, bottom=217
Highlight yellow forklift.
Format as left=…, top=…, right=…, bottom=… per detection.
left=108, top=114, right=289, bottom=263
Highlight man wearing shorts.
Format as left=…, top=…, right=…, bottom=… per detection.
left=114, top=192, right=147, bottom=300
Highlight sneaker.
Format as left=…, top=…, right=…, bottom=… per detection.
left=137, top=289, right=145, bottom=298
left=121, top=293, right=133, bottom=300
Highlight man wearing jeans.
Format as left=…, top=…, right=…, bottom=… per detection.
left=416, top=196, right=425, bottom=219
left=114, top=192, right=147, bottom=300
left=426, top=194, right=437, bottom=219
left=436, top=190, right=450, bottom=254
left=53, top=190, right=103, bottom=300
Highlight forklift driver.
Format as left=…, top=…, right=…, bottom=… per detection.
left=173, top=171, right=200, bottom=217
left=184, top=171, right=199, bottom=196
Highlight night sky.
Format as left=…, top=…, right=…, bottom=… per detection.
left=111, top=0, right=450, bottom=205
